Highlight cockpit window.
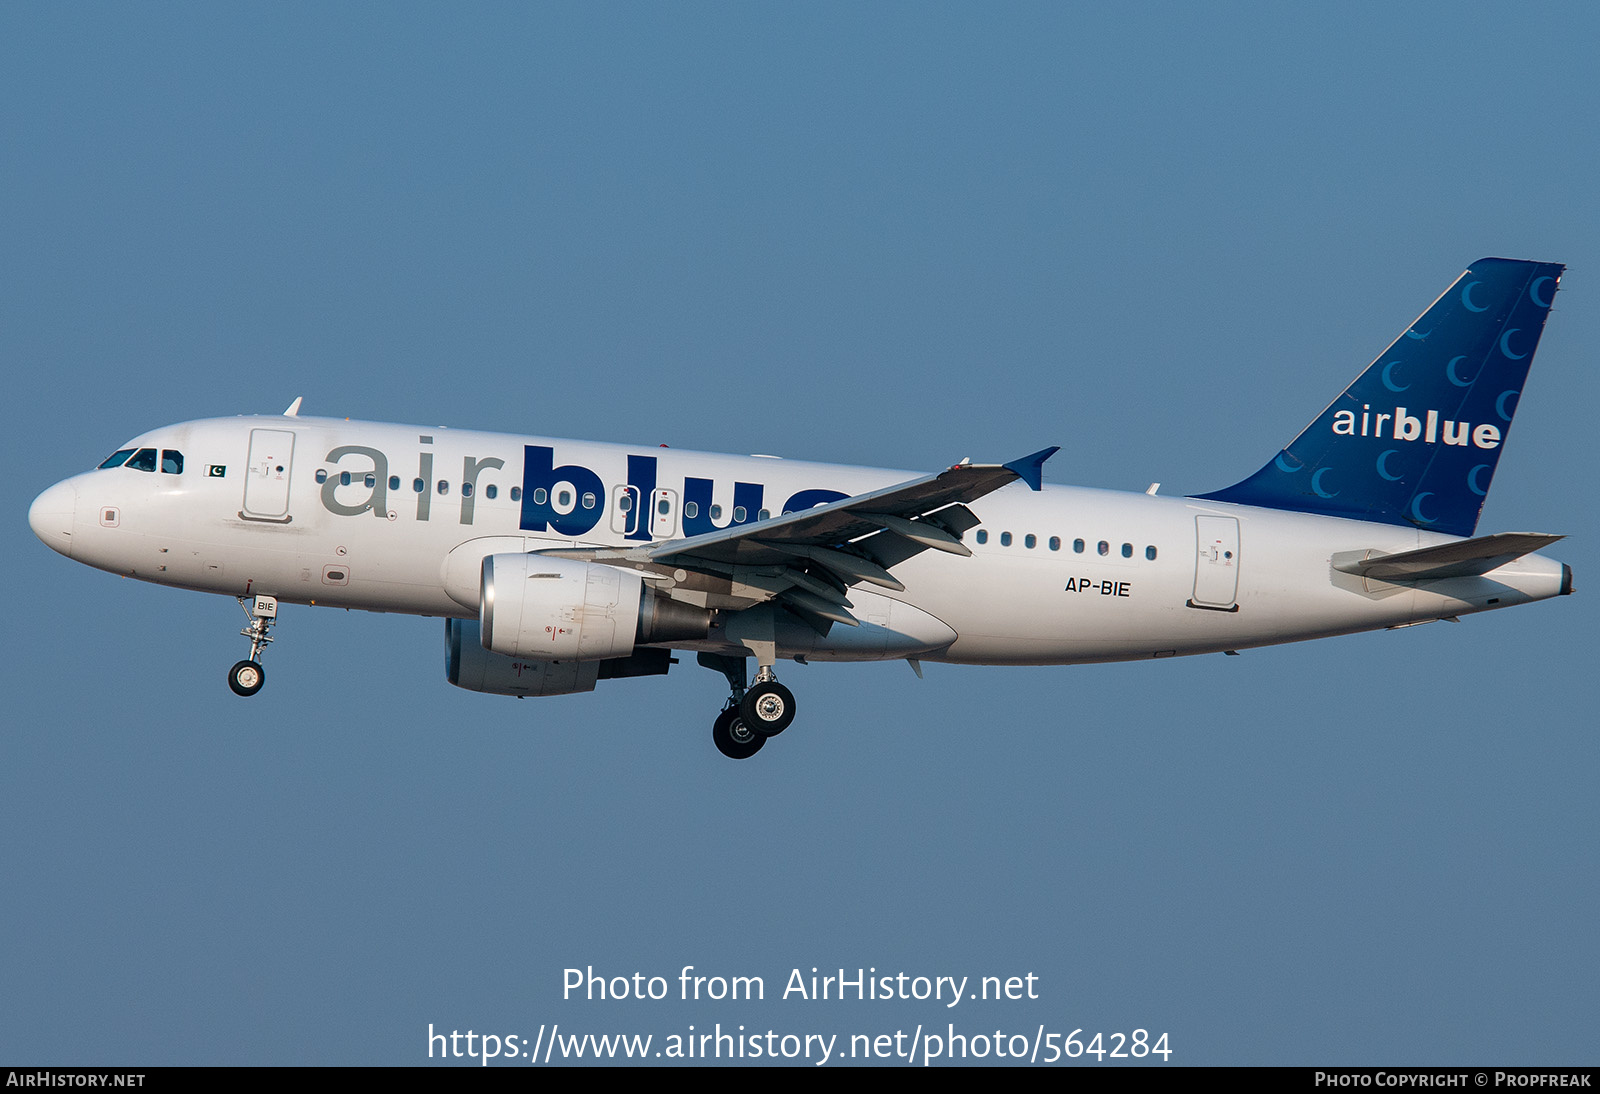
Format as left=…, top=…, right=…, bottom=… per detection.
left=125, top=448, right=158, bottom=472
left=161, top=450, right=183, bottom=475
left=99, top=449, right=135, bottom=469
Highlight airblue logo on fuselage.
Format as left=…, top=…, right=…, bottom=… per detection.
left=514, top=445, right=846, bottom=540
left=316, top=442, right=849, bottom=539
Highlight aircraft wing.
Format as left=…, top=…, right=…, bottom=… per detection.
left=544, top=447, right=1057, bottom=630
left=650, top=447, right=1057, bottom=572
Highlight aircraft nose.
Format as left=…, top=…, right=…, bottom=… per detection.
left=29, top=479, right=78, bottom=558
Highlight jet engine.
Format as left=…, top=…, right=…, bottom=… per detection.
left=479, top=553, right=710, bottom=662
left=446, top=617, right=603, bottom=696
left=446, top=618, right=683, bottom=697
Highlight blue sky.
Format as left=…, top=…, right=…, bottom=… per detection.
left=4, top=3, right=1596, bottom=1065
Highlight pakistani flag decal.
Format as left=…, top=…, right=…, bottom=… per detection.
left=208, top=465, right=226, bottom=477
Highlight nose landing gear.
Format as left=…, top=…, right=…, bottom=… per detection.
left=229, top=594, right=278, bottom=698
left=228, top=658, right=265, bottom=697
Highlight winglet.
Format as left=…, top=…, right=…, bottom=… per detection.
left=1003, top=446, right=1059, bottom=491
left=283, top=397, right=303, bottom=417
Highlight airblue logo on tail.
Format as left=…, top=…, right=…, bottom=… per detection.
left=1194, top=258, right=1564, bottom=536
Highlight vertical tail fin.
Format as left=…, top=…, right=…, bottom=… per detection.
left=1194, top=258, right=1564, bottom=536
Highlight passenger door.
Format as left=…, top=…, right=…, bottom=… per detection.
left=241, top=429, right=295, bottom=523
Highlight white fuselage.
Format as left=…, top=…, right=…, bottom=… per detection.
left=30, top=414, right=1569, bottom=667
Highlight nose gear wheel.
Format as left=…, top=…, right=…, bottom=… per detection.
left=228, top=595, right=278, bottom=697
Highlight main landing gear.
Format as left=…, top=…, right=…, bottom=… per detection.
left=228, top=594, right=278, bottom=698
left=742, top=669, right=796, bottom=736
left=712, top=703, right=763, bottom=760
left=699, top=653, right=798, bottom=760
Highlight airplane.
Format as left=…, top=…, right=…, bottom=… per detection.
left=29, top=257, right=1574, bottom=758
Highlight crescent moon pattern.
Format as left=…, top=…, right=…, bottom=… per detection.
left=1530, top=276, right=1554, bottom=308
left=1409, top=492, right=1437, bottom=524
left=1496, top=389, right=1519, bottom=421
left=1375, top=449, right=1403, bottom=481
left=1381, top=360, right=1410, bottom=392
left=1274, top=452, right=1303, bottom=474
left=1311, top=468, right=1338, bottom=498
left=1499, top=328, right=1526, bottom=359
left=1445, top=355, right=1476, bottom=387
left=1461, top=281, right=1487, bottom=312
left=1467, top=464, right=1491, bottom=496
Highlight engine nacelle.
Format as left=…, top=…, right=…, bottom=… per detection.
left=445, top=619, right=681, bottom=697
left=479, top=553, right=711, bottom=661
left=445, top=618, right=601, bottom=697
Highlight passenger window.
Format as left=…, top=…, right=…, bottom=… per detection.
left=658, top=498, right=671, bottom=516
left=413, top=478, right=425, bottom=493
left=1049, top=536, right=1061, bottom=551
left=1098, top=541, right=1109, bottom=556
left=364, top=473, right=376, bottom=489
left=1000, top=531, right=1013, bottom=547
left=533, top=488, right=547, bottom=504
left=99, top=449, right=135, bottom=469
left=438, top=480, right=450, bottom=495
left=126, top=449, right=158, bottom=472
left=485, top=484, right=497, bottom=499
left=340, top=471, right=352, bottom=486
left=758, top=509, right=770, bottom=521
left=510, top=487, right=522, bottom=502
left=681, top=500, right=695, bottom=518
left=1025, top=534, right=1036, bottom=549
left=1122, top=543, right=1133, bottom=558
left=710, top=505, right=723, bottom=520
left=316, top=469, right=328, bottom=484
left=1146, top=545, right=1158, bottom=561
left=622, top=494, right=636, bottom=513
left=581, top=492, right=595, bottom=509
left=1073, top=538, right=1085, bottom=553
left=558, top=489, right=572, bottom=507
left=462, top=482, right=474, bottom=497
left=733, top=506, right=747, bottom=522
left=976, top=530, right=988, bottom=544
left=389, top=476, right=400, bottom=491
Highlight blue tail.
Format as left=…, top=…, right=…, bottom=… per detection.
left=1194, top=258, right=1564, bottom=536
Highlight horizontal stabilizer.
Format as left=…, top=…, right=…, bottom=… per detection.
left=1333, top=532, right=1564, bottom=582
